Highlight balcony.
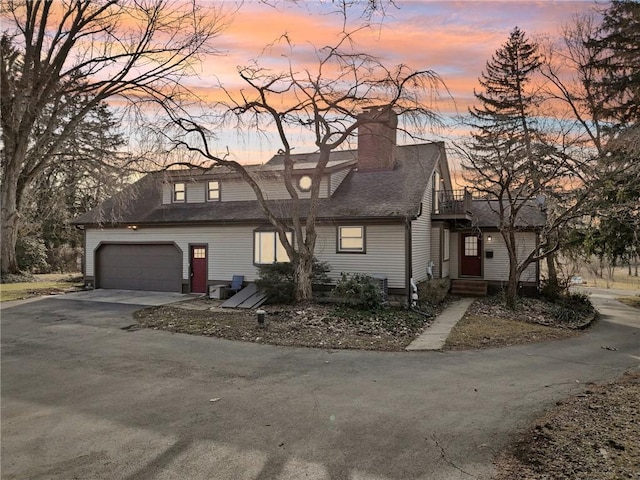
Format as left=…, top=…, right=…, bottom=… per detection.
left=433, top=189, right=473, bottom=220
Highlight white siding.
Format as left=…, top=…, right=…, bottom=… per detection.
left=483, top=232, right=537, bottom=282
left=85, top=226, right=258, bottom=282
left=450, top=231, right=537, bottom=282
left=162, top=184, right=172, bottom=205
left=442, top=259, right=450, bottom=278
left=222, top=177, right=330, bottom=201
left=411, top=180, right=433, bottom=283
left=86, top=222, right=407, bottom=288
left=450, top=232, right=460, bottom=279
left=442, top=228, right=450, bottom=278
left=430, top=225, right=441, bottom=279
left=330, top=168, right=350, bottom=195
left=186, top=183, right=205, bottom=203
left=162, top=176, right=333, bottom=205
left=161, top=182, right=206, bottom=204
left=314, top=224, right=406, bottom=289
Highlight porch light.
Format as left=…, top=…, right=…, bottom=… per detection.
left=487, top=235, right=492, bottom=242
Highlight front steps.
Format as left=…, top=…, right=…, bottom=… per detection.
left=451, top=279, right=488, bottom=296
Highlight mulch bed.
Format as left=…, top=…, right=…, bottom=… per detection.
left=134, top=295, right=595, bottom=352
left=494, top=371, right=640, bottom=479
left=134, top=300, right=432, bottom=351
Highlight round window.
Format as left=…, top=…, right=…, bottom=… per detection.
left=298, top=175, right=312, bottom=191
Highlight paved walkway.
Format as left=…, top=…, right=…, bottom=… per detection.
left=406, top=297, right=475, bottom=351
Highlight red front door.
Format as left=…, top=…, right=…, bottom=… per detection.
left=190, top=246, right=207, bottom=293
left=460, top=234, right=482, bottom=277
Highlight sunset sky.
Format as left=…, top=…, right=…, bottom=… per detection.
left=175, top=1, right=601, bottom=167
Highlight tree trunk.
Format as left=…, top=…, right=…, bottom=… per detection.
left=505, top=267, right=519, bottom=309
left=545, top=252, right=560, bottom=297
left=546, top=252, right=558, bottom=284
left=293, top=253, right=314, bottom=303
left=1, top=170, right=20, bottom=275
left=503, top=230, right=520, bottom=309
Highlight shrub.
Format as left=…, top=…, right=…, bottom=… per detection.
left=1, top=272, right=35, bottom=284
left=539, top=277, right=570, bottom=302
left=46, top=244, right=82, bottom=273
left=333, top=273, right=385, bottom=310
left=417, top=279, right=450, bottom=306
left=550, top=292, right=594, bottom=325
left=16, top=236, right=49, bottom=273
left=256, top=259, right=331, bottom=304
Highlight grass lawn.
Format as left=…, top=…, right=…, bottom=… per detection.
left=569, top=265, right=640, bottom=291
left=1, top=274, right=82, bottom=302
left=444, top=314, right=579, bottom=350
left=617, top=296, right=640, bottom=309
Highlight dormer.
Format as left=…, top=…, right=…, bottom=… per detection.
left=161, top=157, right=356, bottom=205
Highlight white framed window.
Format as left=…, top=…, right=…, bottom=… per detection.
left=443, top=229, right=450, bottom=261
left=464, top=235, right=478, bottom=256
left=254, top=231, right=292, bottom=264
left=338, top=226, right=365, bottom=253
left=207, top=180, right=220, bottom=201
left=173, top=182, right=185, bottom=202
left=433, top=170, right=441, bottom=213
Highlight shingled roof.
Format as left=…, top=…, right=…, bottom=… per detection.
left=73, top=142, right=443, bottom=226
left=469, top=199, right=546, bottom=229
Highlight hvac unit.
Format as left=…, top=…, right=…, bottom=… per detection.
left=371, top=274, right=389, bottom=304
left=209, top=284, right=227, bottom=300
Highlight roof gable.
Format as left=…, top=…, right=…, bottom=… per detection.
left=73, top=142, right=444, bottom=225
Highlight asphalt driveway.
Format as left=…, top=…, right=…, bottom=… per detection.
left=1, top=288, right=639, bottom=480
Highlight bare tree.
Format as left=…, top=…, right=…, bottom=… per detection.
left=0, top=0, right=226, bottom=274
left=161, top=33, right=446, bottom=302
left=540, top=7, right=640, bottom=277
left=459, top=27, right=595, bottom=306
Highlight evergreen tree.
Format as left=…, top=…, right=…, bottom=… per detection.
left=590, top=0, right=640, bottom=128
left=469, top=27, right=542, bottom=182
left=463, top=27, right=560, bottom=307
left=586, top=1, right=640, bottom=273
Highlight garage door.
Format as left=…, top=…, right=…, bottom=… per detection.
left=96, top=244, right=182, bottom=292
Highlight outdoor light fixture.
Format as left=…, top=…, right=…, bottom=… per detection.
left=487, top=235, right=492, bottom=241
left=256, top=309, right=266, bottom=326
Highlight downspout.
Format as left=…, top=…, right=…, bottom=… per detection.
left=405, top=217, right=412, bottom=306
left=536, top=229, right=541, bottom=291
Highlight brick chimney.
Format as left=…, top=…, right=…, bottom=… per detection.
left=357, top=106, right=398, bottom=172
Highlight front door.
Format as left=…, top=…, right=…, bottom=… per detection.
left=190, top=245, right=207, bottom=293
left=460, top=234, right=482, bottom=277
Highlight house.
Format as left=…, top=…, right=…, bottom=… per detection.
left=73, top=107, right=546, bottom=301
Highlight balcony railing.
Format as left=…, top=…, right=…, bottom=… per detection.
left=434, top=189, right=472, bottom=215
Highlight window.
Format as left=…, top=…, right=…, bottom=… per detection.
left=464, top=235, right=478, bottom=256
left=338, top=226, right=365, bottom=253
left=192, top=247, right=206, bottom=259
left=254, top=231, right=292, bottom=264
left=433, top=170, right=441, bottom=213
left=443, top=229, right=450, bottom=261
left=173, top=182, right=185, bottom=202
left=207, top=180, right=220, bottom=201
